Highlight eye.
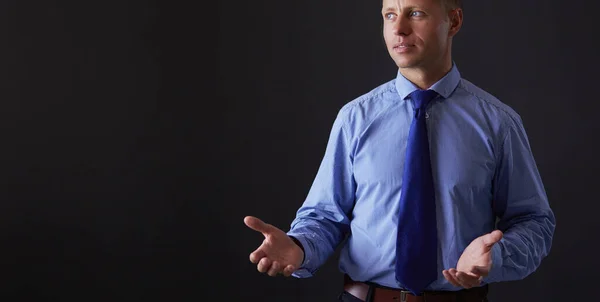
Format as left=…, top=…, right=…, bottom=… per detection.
left=410, top=11, right=425, bottom=17
left=384, top=12, right=397, bottom=20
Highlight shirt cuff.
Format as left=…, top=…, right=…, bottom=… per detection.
left=287, top=233, right=315, bottom=278
left=484, top=241, right=504, bottom=283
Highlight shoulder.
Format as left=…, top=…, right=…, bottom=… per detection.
left=456, top=78, right=524, bottom=129
left=334, top=79, right=398, bottom=127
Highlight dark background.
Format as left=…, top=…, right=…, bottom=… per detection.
left=1, top=0, right=597, bottom=301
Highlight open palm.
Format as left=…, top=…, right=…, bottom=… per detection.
left=244, top=216, right=304, bottom=277
left=443, top=230, right=503, bottom=288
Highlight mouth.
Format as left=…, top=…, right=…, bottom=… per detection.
left=393, top=43, right=414, bottom=49
left=392, top=43, right=415, bottom=53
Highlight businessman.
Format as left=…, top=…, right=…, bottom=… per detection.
left=245, top=0, right=556, bottom=301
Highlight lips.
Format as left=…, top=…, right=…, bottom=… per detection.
left=392, top=42, right=415, bottom=53
left=393, top=42, right=414, bottom=49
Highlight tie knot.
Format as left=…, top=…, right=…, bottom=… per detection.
left=410, top=89, right=438, bottom=110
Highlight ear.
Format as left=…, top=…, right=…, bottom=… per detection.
left=448, top=8, right=463, bottom=37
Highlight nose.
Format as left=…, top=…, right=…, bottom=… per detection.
left=392, top=15, right=411, bottom=36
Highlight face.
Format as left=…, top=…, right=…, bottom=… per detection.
left=382, top=0, right=461, bottom=70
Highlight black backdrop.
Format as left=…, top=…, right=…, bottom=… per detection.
left=1, top=0, right=597, bottom=301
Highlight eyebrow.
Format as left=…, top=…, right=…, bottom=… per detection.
left=381, top=5, right=418, bottom=13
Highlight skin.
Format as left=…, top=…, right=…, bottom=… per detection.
left=382, top=0, right=461, bottom=89
left=245, top=0, right=504, bottom=290
left=244, top=216, right=302, bottom=277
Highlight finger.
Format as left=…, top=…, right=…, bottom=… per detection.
left=454, top=270, right=481, bottom=288
left=267, top=261, right=281, bottom=277
left=244, top=216, right=276, bottom=235
left=442, top=269, right=461, bottom=288
left=482, top=230, right=503, bottom=247
left=456, top=271, right=481, bottom=288
left=249, top=248, right=267, bottom=264
left=449, top=269, right=469, bottom=288
left=257, top=257, right=272, bottom=273
left=283, top=265, right=296, bottom=277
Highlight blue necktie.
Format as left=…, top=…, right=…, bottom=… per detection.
left=395, top=89, right=439, bottom=295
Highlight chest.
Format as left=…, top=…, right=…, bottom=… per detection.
left=352, top=103, right=497, bottom=194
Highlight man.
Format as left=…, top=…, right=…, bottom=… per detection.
left=244, top=0, right=556, bottom=301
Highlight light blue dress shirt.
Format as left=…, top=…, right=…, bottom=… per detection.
left=286, top=64, right=556, bottom=291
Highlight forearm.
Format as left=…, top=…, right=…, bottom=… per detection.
left=485, top=207, right=555, bottom=283
left=287, top=211, right=350, bottom=277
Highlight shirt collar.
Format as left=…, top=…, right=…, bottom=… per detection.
left=394, top=62, right=461, bottom=100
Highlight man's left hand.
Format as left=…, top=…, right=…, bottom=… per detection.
left=442, top=230, right=503, bottom=289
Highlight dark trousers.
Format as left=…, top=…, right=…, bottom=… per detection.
left=337, top=290, right=490, bottom=302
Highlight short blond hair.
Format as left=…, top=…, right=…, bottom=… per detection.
left=442, top=0, right=462, bottom=10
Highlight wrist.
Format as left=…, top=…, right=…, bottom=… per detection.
left=483, top=242, right=504, bottom=283
left=289, top=235, right=305, bottom=263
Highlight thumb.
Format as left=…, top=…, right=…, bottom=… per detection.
left=244, top=216, right=276, bottom=235
left=482, top=230, right=503, bottom=247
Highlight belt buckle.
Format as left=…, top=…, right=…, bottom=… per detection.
left=400, top=290, right=408, bottom=302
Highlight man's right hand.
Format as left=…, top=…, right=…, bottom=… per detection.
left=244, top=216, right=304, bottom=277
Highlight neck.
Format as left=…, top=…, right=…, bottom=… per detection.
left=399, top=56, right=453, bottom=90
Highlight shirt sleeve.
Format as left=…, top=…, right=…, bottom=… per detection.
left=286, top=106, right=356, bottom=278
left=484, top=114, right=556, bottom=283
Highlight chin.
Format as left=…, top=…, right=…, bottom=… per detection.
left=389, top=53, right=419, bottom=69
left=394, top=58, right=420, bottom=69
